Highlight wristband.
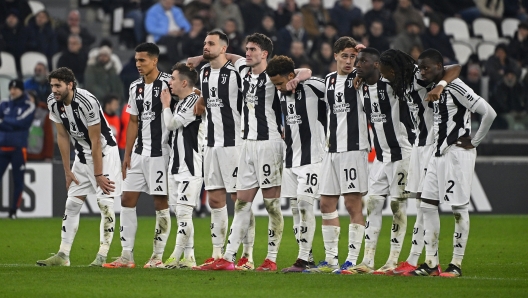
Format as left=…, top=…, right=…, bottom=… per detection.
left=94, top=174, right=103, bottom=177
left=437, top=80, right=447, bottom=88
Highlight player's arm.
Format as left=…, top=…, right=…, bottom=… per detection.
left=55, top=122, right=79, bottom=189
left=123, top=87, right=139, bottom=179
left=462, top=100, right=496, bottom=148
left=425, top=64, right=461, bottom=102
left=87, top=123, right=115, bottom=194
left=286, top=68, right=313, bottom=92
left=161, top=89, right=184, bottom=131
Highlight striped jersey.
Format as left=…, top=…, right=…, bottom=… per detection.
left=127, top=71, right=171, bottom=157
left=200, top=61, right=243, bottom=147
left=235, top=58, right=282, bottom=141
left=48, top=88, right=116, bottom=164
left=324, top=70, right=370, bottom=153
left=405, top=67, right=434, bottom=147
left=279, top=77, right=327, bottom=168
left=433, top=78, right=482, bottom=156
left=168, top=93, right=203, bottom=176
left=359, top=78, right=414, bottom=162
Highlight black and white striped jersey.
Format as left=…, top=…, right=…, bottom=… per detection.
left=168, top=93, right=203, bottom=176
left=127, top=71, right=171, bottom=157
left=433, top=78, right=482, bottom=156
left=48, top=88, right=116, bottom=164
left=324, top=70, right=370, bottom=153
left=235, top=58, right=282, bottom=141
left=359, top=78, right=414, bottom=162
left=405, top=67, right=434, bottom=147
left=200, top=61, right=243, bottom=147
left=279, top=77, right=327, bottom=168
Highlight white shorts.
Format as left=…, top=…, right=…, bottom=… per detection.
left=122, top=153, right=169, bottom=195
left=168, top=171, right=203, bottom=207
left=237, top=139, right=283, bottom=190
left=204, top=146, right=239, bottom=193
left=421, top=146, right=476, bottom=206
left=319, top=150, right=368, bottom=196
left=281, top=162, right=321, bottom=199
left=369, top=157, right=411, bottom=198
left=69, top=146, right=122, bottom=198
left=406, top=144, right=433, bottom=193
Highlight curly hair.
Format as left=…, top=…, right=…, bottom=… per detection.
left=266, top=55, right=295, bottom=77
left=48, top=67, right=77, bottom=90
left=379, top=49, right=416, bottom=100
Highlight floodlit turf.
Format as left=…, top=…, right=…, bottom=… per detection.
left=1, top=215, right=527, bottom=297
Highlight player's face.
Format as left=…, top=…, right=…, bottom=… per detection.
left=50, top=78, right=73, bottom=102
left=356, top=52, right=379, bottom=79
left=245, top=42, right=267, bottom=67
left=334, top=47, right=357, bottom=75
left=379, top=63, right=395, bottom=82
left=169, top=70, right=184, bottom=94
left=418, top=57, right=442, bottom=84
left=135, top=51, right=157, bottom=76
left=203, top=34, right=225, bottom=61
left=270, top=73, right=295, bottom=94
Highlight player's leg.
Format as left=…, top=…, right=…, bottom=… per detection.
left=440, top=203, right=469, bottom=277
left=9, top=148, right=26, bottom=219
left=237, top=190, right=256, bottom=270
left=338, top=192, right=365, bottom=274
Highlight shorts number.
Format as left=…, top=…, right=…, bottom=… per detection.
left=446, top=180, right=455, bottom=193
left=156, top=171, right=164, bottom=183
left=232, top=167, right=238, bottom=177
left=181, top=181, right=189, bottom=193
left=343, top=168, right=357, bottom=181
left=397, top=173, right=405, bottom=186
left=305, top=173, right=318, bottom=186
left=263, top=164, right=271, bottom=176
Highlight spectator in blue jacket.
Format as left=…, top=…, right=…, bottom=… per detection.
left=145, top=0, right=191, bottom=42
left=24, top=62, right=51, bottom=103
left=329, top=0, right=363, bottom=36
left=0, top=80, right=36, bottom=219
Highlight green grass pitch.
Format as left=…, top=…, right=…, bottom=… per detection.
left=1, top=215, right=527, bottom=297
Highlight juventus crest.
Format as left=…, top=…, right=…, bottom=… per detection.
left=221, top=74, right=228, bottom=84
left=153, top=87, right=160, bottom=98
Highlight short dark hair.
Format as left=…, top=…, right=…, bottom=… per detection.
left=418, top=48, right=444, bottom=66
left=49, top=67, right=77, bottom=89
left=359, top=47, right=380, bottom=61
left=135, top=42, right=160, bottom=57
left=102, top=93, right=119, bottom=107
left=266, top=55, right=295, bottom=77
left=333, top=36, right=359, bottom=54
left=207, top=30, right=229, bottom=46
left=246, top=33, right=273, bottom=57
left=171, top=63, right=198, bottom=86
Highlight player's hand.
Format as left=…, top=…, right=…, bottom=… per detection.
left=65, top=171, right=79, bottom=190
left=122, top=156, right=131, bottom=180
left=355, top=44, right=366, bottom=51
left=286, top=77, right=300, bottom=92
left=455, top=136, right=474, bottom=149
left=160, top=88, right=171, bottom=109
left=353, top=76, right=363, bottom=89
left=96, top=175, right=115, bottom=195
left=194, top=96, right=206, bottom=115
left=187, top=56, right=202, bottom=69
left=425, top=85, right=444, bottom=102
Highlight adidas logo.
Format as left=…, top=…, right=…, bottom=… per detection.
left=262, top=178, right=271, bottom=185
left=299, top=238, right=308, bottom=243
left=62, top=226, right=66, bottom=232
left=268, top=241, right=276, bottom=246
left=154, top=185, right=163, bottom=192
left=304, top=187, right=314, bottom=194
left=347, top=182, right=355, bottom=189
left=412, top=240, right=418, bottom=245
left=349, top=244, right=356, bottom=249
left=444, top=195, right=450, bottom=201
left=120, top=237, right=126, bottom=241
left=391, top=238, right=399, bottom=244
left=178, top=229, right=187, bottom=235
left=180, top=195, right=188, bottom=201
left=454, top=243, right=463, bottom=248
left=211, top=233, right=217, bottom=237
left=328, top=85, right=335, bottom=90
left=105, top=227, right=114, bottom=233
left=365, top=234, right=370, bottom=240
left=154, top=236, right=162, bottom=241
left=136, top=94, right=143, bottom=100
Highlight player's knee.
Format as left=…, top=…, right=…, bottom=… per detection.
left=65, top=197, right=84, bottom=215
left=290, top=198, right=299, bottom=213
left=390, top=197, right=406, bottom=213
left=175, top=204, right=193, bottom=219
left=264, top=198, right=282, bottom=215
left=153, top=195, right=169, bottom=210
left=297, top=196, right=314, bottom=212
left=321, top=210, right=338, bottom=220
left=320, top=199, right=337, bottom=214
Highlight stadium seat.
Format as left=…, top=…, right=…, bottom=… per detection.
left=20, top=52, right=48, bottom=78
left=51, top=52, right=62, bottom=70
left=452, top=42, right=473, bottom=65
left=444, top=17, right=470, bottom=40
left=0, top=52, right=18, bottom=78
left=473, top=18, right=508, bottom=43
left=28, top=0, right=45, bottom=14
left=0, top=75, right=13, bottom=100
left=353, top=0, right=372, bottom=13
left=477, top=42, right=497, bottom=61
left=502, top=18, right=520, bottom=38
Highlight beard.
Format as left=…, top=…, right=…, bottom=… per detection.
left=203, top=51, right=219, bottom=61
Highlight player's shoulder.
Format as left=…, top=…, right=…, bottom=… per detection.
left=325, top=71, right=337, bottom=79
left=75, top=88, right=98, bottom=108
left=129, top=77, right=143, bottom=91
left=446, top=78, right=470, bottom=95
left=224, top=61, right=238, bottom=72
left=46, top=93, right=55, bottom=106
left=200, top=63, right=211, bottom=72
left=158, top=71, right=172, bottom=82
left=303, top=77, right=325, bottom=89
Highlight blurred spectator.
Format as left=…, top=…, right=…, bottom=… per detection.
left=275, top=0, right=300, bottom=30
left=118, top=105, right=130, bottom=159
left=392, top=21, right=423, bottom=56
left=145, top=0, right=191, bottom=43
left=484, top=43, right=522, bottom=92
left=277, top=13, right=309, bottom=55
left=102, top=93, right=121, bottom=142
left=508, top=21, right=528, bottom=67
left=367, top=20, right=390, bottom=53
left=289, top=40, right=310, bottom=67
left=421, top=0, right=474, bottom=20
left=0, top=79, right=35, bottom=219
left=329, top=60, right=337, bottom=73
left=56, top=10, right=95, bottom=53
left=213, top=0, right=244, bottom=33
left=88, top=39, right=123, bottom=74
left=300, top=0, right=330, bottom=40
left=1, top=9, right=29, bottom=74
left=364, top=0, right=396, bottom=37
left=23, top=62, right=51, bottom=103
left=240, top=0, right=274, bottom=35
left=180, top=16, right=208, bottom=61
left=503, top=0, right=528, bottom=20
left=26, top=90, right=53, bottom=161
left=108, top=0, right=156, bottom=45
left=184, top=0, right=212, bottom=26
left=409, top=44, right=423, bottom=61
left=475, top=0, right=503, bottom=21
left=392, top=0, right=424, bottom=34
left=84, top=46, right=124, bottom=101
left=0, top=0, right=32, bottom=24
left=462, top=64, right=483, bottom=96
left=120, top=56, right=139, bottom=101
left=330, top=0, right=363, bottom=36
left=256, top=14, right=279, bottom=43
left=311, top=22, right=339, bottom=56
left=312, top=41, right=333, bottom=76
left=224, top=19, right=245, bottom=56
left=420, top=16, right=457, bottom=64
left=351, top=19, right=368, bottom=45
left=26, top=10, right=58, bottom=64
left=490, top=69, right=528, bottom=129
left=57, top=34, right=88, bottom=84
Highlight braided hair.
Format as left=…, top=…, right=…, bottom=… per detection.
left=379, top=49, right=416, bottom=100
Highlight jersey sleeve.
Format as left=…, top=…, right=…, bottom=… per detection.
left=234, top=58, right=248, bottom=74
left=47, top=102, right=61, bottom=123
left=305, top=77, right=326, bottom=100
left=447, top=80, right=482, bottom=113
left=83, top=94, right=102, bottom=126
left=175, top=97, right=199, bottom=127
left=126, top=86, right=139, bottom=116
left=412, top=68, right=428, bottom=92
